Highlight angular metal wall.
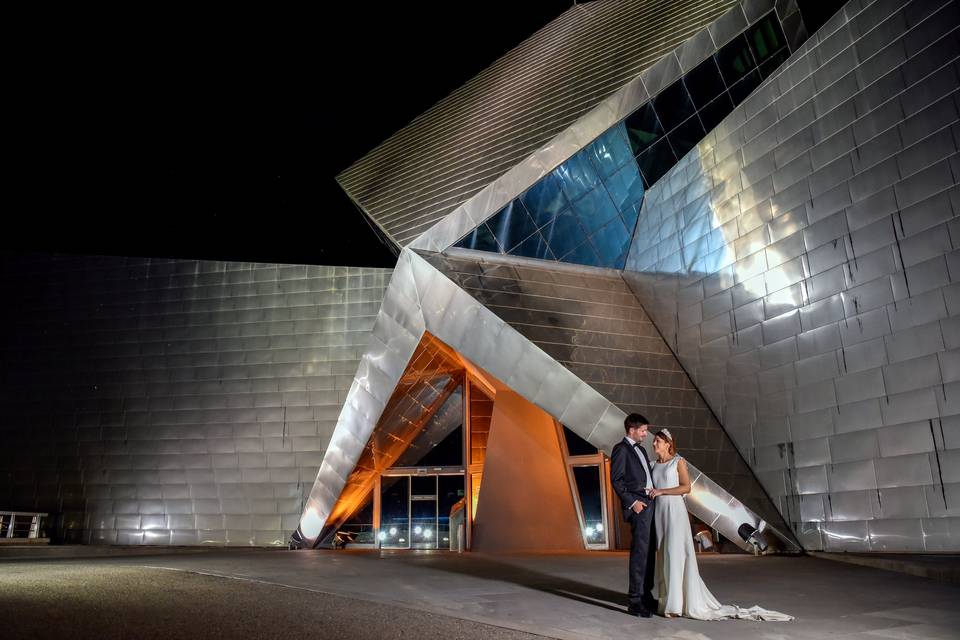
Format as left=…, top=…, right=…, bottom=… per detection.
left=427, top=250, right=788, bottom=533
left=0, top=253, right=389, bottom=545
left=623, top=0, right=960, bottom=551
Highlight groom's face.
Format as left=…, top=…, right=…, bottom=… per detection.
left=630, top=424, right=648, bottom=442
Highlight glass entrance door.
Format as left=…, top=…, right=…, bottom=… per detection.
left=379, top=472, right=465, bottom=550
left=380, top=476, right=410, bottom=549
left=410, top=475, right=438, bottom=549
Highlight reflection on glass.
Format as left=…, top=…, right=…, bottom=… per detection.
left=605, top=162, right=645, bottom=213
left=339, top=491, right=375, bottom=544
left=562, top=239, right=602, bottom=267
left=573, top=465, right=606, bottom=546
left=521, top=172, right=568, bottom=227
left=486, top=201, right=538, bottom=252
left=572, top=187, right=619, bottom=235
left=410, top=475, right=437, bottom=549
left=716, top=34, right=756, bottom=85
left=541, top=209, right=586, bottom=259
left=624, top=103, right=664, bottom=156
left=591, top=216, right=632, bottom=268
left=513, top=231, right=555, bottom=261
left=587, top=126, right=634, bottom=178
left=556, top=153, right=600, bottom=201
left=747, top=13, right=786, bottom=63
left=455, top=223, right=500, bottom=252
left=438, top=475, right=466, bottom=549
left=380, top=476, right=409, bottom=548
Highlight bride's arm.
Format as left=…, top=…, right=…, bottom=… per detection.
left=649, top=459, right=692, bottom=497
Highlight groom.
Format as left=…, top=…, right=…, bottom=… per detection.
left=610, top=413, right=657, bottom=617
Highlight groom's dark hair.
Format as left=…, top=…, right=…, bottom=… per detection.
left=624, top=413, right=649, bottom=433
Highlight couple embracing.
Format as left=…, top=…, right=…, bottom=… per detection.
left=610, top=413, right=793, bottom=621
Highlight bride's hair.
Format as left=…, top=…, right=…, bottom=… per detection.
left=655, top=429, right=677, bottom=456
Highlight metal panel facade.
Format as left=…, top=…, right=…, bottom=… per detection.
left=624, top=0, right=960, bottom=551
left=0, top=253, right=389, bottom=545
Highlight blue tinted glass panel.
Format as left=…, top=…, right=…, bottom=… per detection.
left=520, top=172, right=568, bottom=228
left=716, top=34, right=756, bottom=85
left=555, top=152, right=600, bottom=202
left=698, top=92, right=734, bottom=133
left=511, top=231, right=556, bottom=261
left=729, top=69, right=762, bottom=105
left=589, top=216, right=631, bottom=268
left=455, top=223, right=500, bottom=252
left=620, top=200, right=641, bottom=233
left=624, top=103, right=664, bottom=156
left=486, top=201, right=538, bottom=252
left=653, top=79, right=696, bottom=131
left=747, top=13, right=786, bottom=63
left=636, top=138, right=677, bottom=187
left=542, top=209, right=585, bottom=259
left=560, top=239, right=602, bottom=267
left=668, top=114, right=706, bottom=160
left=604, top=161, right=645, bottom=213
left=572, top=187, right=619, bottom=235
left=587, top=125, right=633, bottom=178
left=684, top=56, right=726, bottom=109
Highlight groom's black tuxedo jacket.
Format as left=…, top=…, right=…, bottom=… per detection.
left=610, top=439, right=653, bottom=516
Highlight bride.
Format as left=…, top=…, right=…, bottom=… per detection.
left=646, top=429, right=793, bottom=621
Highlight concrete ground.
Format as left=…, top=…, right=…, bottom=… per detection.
left=2, top=548, right=958, bottom=639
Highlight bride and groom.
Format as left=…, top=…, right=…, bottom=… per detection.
left=610, top=413, right=793, bottom=621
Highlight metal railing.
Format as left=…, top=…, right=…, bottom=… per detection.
left=0, top=511, right=49, bottom=540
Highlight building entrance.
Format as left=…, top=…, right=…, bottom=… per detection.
left=379, top=470, right=466, bottom=550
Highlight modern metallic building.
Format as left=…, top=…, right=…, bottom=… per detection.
left=2, top=0, right=959, bottom=554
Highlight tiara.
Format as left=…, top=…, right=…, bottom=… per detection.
left=658, top=428, right=673, bottom=441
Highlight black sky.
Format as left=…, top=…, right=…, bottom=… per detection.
left=9, top=3, right=574, bottom=268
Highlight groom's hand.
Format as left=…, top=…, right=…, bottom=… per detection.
left=631, top=501, right=645, bottom=514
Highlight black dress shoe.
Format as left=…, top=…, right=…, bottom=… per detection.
left=627, top=606, right=652, bottom=618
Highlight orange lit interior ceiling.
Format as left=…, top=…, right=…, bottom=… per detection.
left=323, top=332, right=500, bottom=531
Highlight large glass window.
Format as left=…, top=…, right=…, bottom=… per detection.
left=451, top=9, right=800, bottom=269
left=339, top=492, right=375, bottom=544
left=380, top=476, right=410, bottom=549
left=486, top=201, right=538, bottom=253
left=715, top=33, right=756, bottom=85
left=684, top=56, right=726, bottom=109
left=653, top=80, right=696, bottom=131
left=624, top=103, right=664, bottom=156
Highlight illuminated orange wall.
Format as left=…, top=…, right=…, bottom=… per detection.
left=472, top=390, right=583, bottom=552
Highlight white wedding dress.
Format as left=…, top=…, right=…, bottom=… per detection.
left=651, top=455, right=793, bottom=621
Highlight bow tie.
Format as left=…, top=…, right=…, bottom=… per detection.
left=633, top=442, right=643, bottom=449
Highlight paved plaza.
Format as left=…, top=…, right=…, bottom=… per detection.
left=2, top=548, right=958, bottom=639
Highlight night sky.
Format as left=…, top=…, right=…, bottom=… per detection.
left=8, top=3, right=573, bottom=269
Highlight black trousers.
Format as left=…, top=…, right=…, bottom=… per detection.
left=627, top=501, right=657, bottom=609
